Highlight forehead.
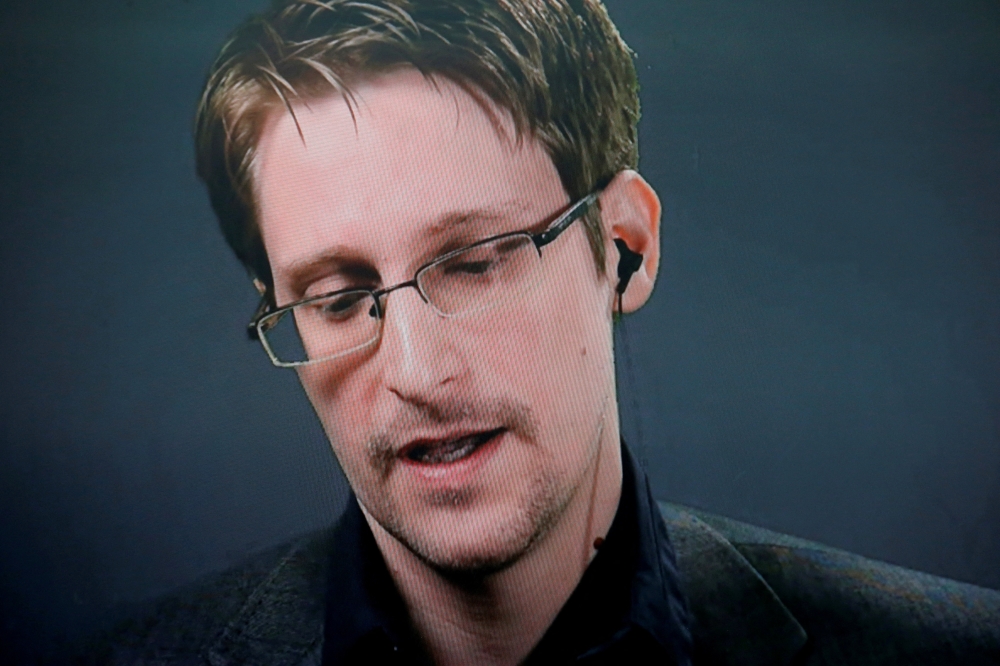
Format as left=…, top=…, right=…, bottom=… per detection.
left=253, top=69, right=566, bottom=294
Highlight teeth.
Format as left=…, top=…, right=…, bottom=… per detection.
left=409, top=432, right=492, bottom=465
left=423, top=438, right=478, bottom=464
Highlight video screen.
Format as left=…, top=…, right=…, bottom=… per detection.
left=1, top=1, right=997, bottom=662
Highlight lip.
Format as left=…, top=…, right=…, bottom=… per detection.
left=398, top=427, right=506, bottom=482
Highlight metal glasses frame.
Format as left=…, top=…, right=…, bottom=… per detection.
left=247, top=191, right=600, bottom=367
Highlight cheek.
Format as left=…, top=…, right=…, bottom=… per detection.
left=541, top=305, right=605, bottom=408
left=533, top=262, right=612, bottom=437
left=297, top=341, right=385, bottom=407
left=297, top=363, right=379, bottom=461
left=539, top=256, right=609, bottom=369
left=463, top=307, right=548, bottom=391
left=497, top=270, right=605, bottom=404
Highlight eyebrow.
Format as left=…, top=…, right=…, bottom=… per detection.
left=423, top=205, right=520, bottom=236
left=280, top=202, right=533, bottom=297
left=279, top=250, right=375, bottom=301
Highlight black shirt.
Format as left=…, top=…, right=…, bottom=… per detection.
left=75, top=445, right=1000, bottom=664
left=321, top=442, right=693, bottom=665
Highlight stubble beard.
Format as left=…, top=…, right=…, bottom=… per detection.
left=358, top=396, right=577, bottom=577
left=379, top=462, right=569, bottom=577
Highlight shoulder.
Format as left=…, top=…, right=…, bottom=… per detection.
left=67, top=528, right=334, bottom=665
left=658, top=502, right=1000, bottom=665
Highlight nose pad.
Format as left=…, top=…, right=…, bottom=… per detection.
left=372, top=288, right=426, bottom=358
left=372, top=281, right=430, bottom=321
left=377, top=286, right=429, bottom=351
left=375, top=284, right=460, bottom=395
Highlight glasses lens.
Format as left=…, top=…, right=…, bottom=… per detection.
left=259, top=290, right=379, bottom=365
left=419, top=234, right=540, bottom=315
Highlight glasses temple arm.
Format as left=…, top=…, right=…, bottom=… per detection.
left=247, top=295, right=271, bottom=341
left=533, top=191, right=601, bottom=248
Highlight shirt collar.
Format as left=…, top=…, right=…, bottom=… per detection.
left=321, top=494, right=415, bottom=664
left=525, top=441, right=692, bottom=663
left=321, top=441, right=692, bottom=664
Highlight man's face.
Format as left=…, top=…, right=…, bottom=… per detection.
left=255, top=69, right=618, bottom=573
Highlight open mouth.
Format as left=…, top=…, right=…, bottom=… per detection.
left=402, top=428, right=505, bottom=465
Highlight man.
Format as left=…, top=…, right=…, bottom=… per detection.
left=85, top=1, right=999, bottom=664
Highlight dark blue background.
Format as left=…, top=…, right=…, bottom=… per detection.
left=1, top=0, right=998, bottom=660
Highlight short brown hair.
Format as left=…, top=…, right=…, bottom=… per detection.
left=195, top=0, right=639, bottom=297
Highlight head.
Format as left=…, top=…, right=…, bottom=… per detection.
left=196, top=0, right=661, bottom=574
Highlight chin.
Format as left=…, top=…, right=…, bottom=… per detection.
left=422, top=541, right=530, bottom=578
left=379, top=471, right=568, bottom=578
left=406, top=519, right=545, bottom=578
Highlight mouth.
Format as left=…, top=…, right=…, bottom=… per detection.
left=401, top=428, right=505, bottom=466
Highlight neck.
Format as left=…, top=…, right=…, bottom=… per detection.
left=364, top=416, right=623, bottom=666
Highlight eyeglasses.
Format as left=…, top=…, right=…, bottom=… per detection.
left=248, top=192, right=599, bottom=367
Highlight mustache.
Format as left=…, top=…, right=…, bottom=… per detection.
left=366, top=396, right=538, bottom=477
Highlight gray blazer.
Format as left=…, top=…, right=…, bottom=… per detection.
left=659, top=503, right=999, bottom=664
left=82, top=504, right=1000, bottom=665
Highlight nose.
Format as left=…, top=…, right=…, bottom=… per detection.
left=375, top=285, right=462, bottom=402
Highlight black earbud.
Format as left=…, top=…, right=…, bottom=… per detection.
left=614, top=238, right=643, bottom=295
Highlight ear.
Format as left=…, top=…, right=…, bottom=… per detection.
left=252, top=278, right=268, bottom=297
left=599, top=170, right=661, bottom=314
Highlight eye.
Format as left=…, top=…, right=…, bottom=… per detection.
left=315, top=291, right=369, bottom=320
left=435, top=236, right=531, bottom=282
left=304, top=279, right=352, bottom=299
left=301, top=261, right=381, bottom=299
left=445, top=258, right=495, bottom=276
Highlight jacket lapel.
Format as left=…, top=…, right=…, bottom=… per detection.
left=659, top=502, right=808, bottom=666
left=199, top=503, right=808, bottom=666
left=205, top=530, right=332, bottom=666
